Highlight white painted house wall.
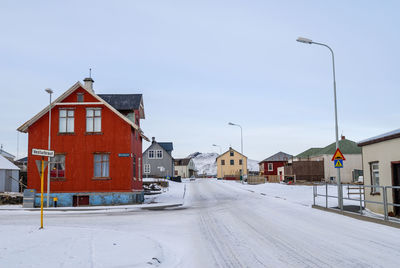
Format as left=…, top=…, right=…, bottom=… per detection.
left=310, top=154, right=362, bottom=183
left=361, top=138, right=400, bottom=215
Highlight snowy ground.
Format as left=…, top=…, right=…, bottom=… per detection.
left=1, top=179, right=400, bottom=267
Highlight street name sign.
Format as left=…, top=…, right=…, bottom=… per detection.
left=32, top=148, right=54, bottom=157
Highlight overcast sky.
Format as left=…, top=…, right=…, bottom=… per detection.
left=1, top=0, right=399, bottom=161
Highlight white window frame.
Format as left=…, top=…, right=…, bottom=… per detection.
left=156, top=150, right=163, bottom=159
left=50, top=154, right=66, bottom=178
left=94, top=153, right=109, bottom=178
left=268, top=163, right=273, bottom=171
left=144, top=164, right=151, bottom=174
left=59, top=109, right=74, bottom=133
left=148, top=150, right=155, bottom=159
left=370, top=162, right=380, bottom=194
left=86, top=108, right=102, bottom=133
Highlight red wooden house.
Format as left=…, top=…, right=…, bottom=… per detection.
left=17, top=77, right=149, bottom=206
left=259, top=152, right=292, bottom=181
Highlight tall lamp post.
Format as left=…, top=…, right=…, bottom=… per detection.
left=228, top=122, right=245, bottom=183
left=212, top=144, right=222, bottom=178
left=296, top=37, right=342, bottom=209
left=45, top=88, right=53, bottom=207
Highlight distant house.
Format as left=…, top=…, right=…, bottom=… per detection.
left=174, top=158, right=196, bottom=178
left=216, top=147, right=247, bottom=179
left=17, top=77, right=148, bottom=207
left=296, top=136, right=362, bottom=183
left=143, top=137, right=174, bottom=178
left=0, top=155, right=20, bottom=192
left=358, top=129, right=400, bottom=216
left=259, top=152, right=292, bottom=181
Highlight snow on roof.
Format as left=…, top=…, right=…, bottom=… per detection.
left=0, top=155, right=19, bottom=170
left=358, top=128, right=400, bottom=146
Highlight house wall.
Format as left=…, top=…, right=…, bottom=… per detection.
left=27, top=86, right=142, bottom=194
left=142, top=143, right=174, bottom=177
left=175, top=165, right=188, bottom=177
left=216, top=149, right=248, bottom=178
left=261, top=161, right=287, bottom=177
left=0, top=170, right=21, bottom=192
left=310, top=154, right=362, bottom=183
left=362, top=138, right=400, bottom=215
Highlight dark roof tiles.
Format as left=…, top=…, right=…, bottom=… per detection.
left=98, top=94, right=142, bottom=111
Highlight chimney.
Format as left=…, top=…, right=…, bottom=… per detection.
left=152, top=137, right=155, bottom=143
left=83, top=77, right=94, bottom=92
left=341, top=135, right=346, bottom=140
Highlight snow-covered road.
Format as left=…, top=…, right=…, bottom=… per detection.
left=1, top=179, right=400, bottom=267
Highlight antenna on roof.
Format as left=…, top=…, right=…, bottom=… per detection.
left=89, top=68, right=92, bottom=78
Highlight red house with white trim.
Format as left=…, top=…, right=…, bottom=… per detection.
left=259, top=152, right=292, bottom=181
left=17, top=77, right=149, bottom=207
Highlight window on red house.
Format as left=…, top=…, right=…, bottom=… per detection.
left=59, top=109, right=74, bottom=133
left=94, top=154, right=109, bottom=178
left=50, top=155, right=65, bottom=178
left=268, top=163, right=273, bottom=171
left=86, top=108, right=102, bottom=133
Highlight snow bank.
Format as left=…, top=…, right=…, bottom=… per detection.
left=0, top=225, right=163, bottom=267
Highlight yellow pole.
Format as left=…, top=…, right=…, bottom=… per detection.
left=40, top=158, right=44, bottom=229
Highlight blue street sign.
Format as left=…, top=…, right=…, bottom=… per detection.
left=334, top=159, right=343, bottom=168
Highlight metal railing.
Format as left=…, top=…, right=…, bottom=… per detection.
left=313, top=183, right=400, bottom=222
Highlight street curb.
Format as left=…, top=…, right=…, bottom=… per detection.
left=312, top=205, right=400, bottom=229
left=0, top=203, right=184, bottom=212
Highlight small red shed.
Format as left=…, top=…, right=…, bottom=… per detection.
left=259, top=152, right=292, bottom=181
left=17, top=77, right=149, bottom=207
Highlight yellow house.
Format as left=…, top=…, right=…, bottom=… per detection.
left=216, top=147, right=248, bottom=179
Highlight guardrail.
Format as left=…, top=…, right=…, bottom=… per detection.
left=313, top=183, right=400, bottom=222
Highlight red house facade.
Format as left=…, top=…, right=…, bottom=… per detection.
left=259, top=152, right=292, bottom=181
left=18, top=78, right=149, bottom=207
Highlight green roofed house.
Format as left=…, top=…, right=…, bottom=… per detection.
left=295, top=136, right=362, bottom=183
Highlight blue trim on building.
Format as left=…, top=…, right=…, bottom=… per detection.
left=34, top=191, right=144, bottom=207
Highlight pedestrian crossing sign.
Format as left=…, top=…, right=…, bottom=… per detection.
left=334, top=159, right=343, bottom=168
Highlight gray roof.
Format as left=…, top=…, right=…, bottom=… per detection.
left=174, top=158, right=191, bottom=166
left=159, top=142, right=173, bottom=153
left=98, top=94, right=142, bottom=111
left=260, top=152, right=292, bottom=163
left=358, top=128, right=400, bottom=146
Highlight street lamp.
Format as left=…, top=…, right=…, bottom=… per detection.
left=212, top=144, right=223, bottom=179
left=296, top=36, right=342, bottom=209
left=45, top=88, right=53, bottom=207
left=212, top=144, right=222, bottom=154
left=228, top=122, right=245, bottom=183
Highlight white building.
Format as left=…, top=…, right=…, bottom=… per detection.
left=174, top=158, right=196, bottom=178
left=358, top=129, right=400, bottom=216
left=297, top=136, right=362, bottom=183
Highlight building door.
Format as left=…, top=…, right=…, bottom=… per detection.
left=73, top=195, right=90, bottom=206
left=392, top=163, right=400, bottom=216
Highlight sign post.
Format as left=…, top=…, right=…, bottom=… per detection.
left=40, top=158, right=44, bottom=229
left=33, top=148, right=54, bottom=229
left=331, top=148, right=345, bottom=209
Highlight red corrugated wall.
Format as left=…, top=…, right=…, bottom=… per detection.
left=262, top=161, right=287, bottom=176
